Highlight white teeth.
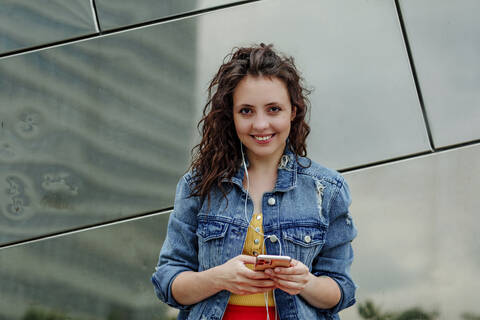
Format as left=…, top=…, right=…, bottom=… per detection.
left=254, top=135, right=272, bottom=141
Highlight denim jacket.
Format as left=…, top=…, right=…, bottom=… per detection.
left=151, top=148, right=357, bottom=319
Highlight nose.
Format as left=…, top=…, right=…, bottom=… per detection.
left=253, top=113, right=268, bottom=131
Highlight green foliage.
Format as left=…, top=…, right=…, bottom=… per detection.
left=22, top=308, right=68, bottom=320
left=358, top=300, right=438, bottom=320
left=358, top=300, right=392, bottom=320
left=395, top=307, right=438, bottom=320
left=462, top=312, right=480, bottom=320
left=22, top=306, right=176, bottom=320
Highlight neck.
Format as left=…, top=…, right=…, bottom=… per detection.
left=246, top=148, right=284, bottom=173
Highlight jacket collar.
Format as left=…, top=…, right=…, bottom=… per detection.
left=226, top=147, right=297, bottom=193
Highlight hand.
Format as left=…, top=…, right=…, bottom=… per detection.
left=264, top=259, right=312, bottom=295
left=215, top=255, right=276, bottom=295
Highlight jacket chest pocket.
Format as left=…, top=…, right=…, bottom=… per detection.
left=282, top=226, right=327, bottom=267
left=196, top=220, right=229, bottom=270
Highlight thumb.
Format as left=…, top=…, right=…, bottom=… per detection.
left=236, top=254, right=256, bottom=264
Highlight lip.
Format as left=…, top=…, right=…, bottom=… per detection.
left=251, top=134, right=275, bottom=144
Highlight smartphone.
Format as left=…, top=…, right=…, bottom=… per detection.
left=254, top=254, right=292, bottom=271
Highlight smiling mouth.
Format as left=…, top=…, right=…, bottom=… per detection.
left=252, top=134, right=275, bottom=142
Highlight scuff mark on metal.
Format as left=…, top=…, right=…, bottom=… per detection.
left=4, top=175, right=31, bottom=220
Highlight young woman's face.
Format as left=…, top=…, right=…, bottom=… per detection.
left=233, top=75, right=296, bottom=162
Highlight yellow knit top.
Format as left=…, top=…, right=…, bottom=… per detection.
left=228, top=212, right=275, bottom=307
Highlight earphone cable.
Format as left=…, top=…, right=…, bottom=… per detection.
left=241, top=143, right=280, bottom=320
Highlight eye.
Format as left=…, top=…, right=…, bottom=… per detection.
left=239, top=108, right=252, bottom=115
left=269, top=105, right=281, bottom=112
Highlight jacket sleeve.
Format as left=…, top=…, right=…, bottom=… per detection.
left=151, top=174, right=200, bottom=310
left=312, top=176, right=357, bottom=314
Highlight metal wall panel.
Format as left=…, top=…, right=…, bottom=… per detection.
left=399, top=0, right=480, bottom=148
left=0, top=19, right=197, bottom=245
left=194, top=0, right=431, bottom=170
left=95, top=0, right=244, bottom=30
left=0, top=0, right=96, bottom=54
left=0, top=0, right=431, bottom=244
left=0, top=212, right=172, bottom=320
left=340, top=144, right=480, bottom=320
left=2, top=142, right=479, bottom=320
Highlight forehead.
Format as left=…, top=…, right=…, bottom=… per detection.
left=233, top=75, right=290, bottom=106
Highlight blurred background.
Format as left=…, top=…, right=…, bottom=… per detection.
left=0, top=0, right=479, bottom=319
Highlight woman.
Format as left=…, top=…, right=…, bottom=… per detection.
left=152, top=43, right=357, bottom=320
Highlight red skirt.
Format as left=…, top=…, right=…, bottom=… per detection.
left=222, top=304, right=277, bottom=320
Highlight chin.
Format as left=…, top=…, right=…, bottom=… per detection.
left=247, top=145, right=284, bottom=159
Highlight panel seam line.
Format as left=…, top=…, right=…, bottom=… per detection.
left=394, top=0, right=435, bottom=151
left=90, top=0, right=101, bottom=33
left=0, top=207, right=173, bottom=250
left=0, top=0, right=261, bottom=59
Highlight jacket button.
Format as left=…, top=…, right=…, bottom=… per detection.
left=269, top=235, right=278, bottom=243
left=256, top=215, right=261, bottom=220
left=267, top=197, right=276, bottom=206
left=304, top=235, right=312, bottom=243
left=255, top=227, right=260, bottom=232
left=254, top=239, right=260, bottom=245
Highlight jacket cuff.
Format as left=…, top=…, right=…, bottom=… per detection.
left=313, top=272, right=356, bottom=314
left=151, top=268, right=192, bottom=310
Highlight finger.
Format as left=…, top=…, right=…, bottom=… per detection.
left=240, top=267, right=270, bottom=279
left=265, top=268, right=292, bottom=280
left=273, top=267, right=295, bottom=274
left=269, top=266, right=303, bottom=275
left=236, top=255, right=257, bottom=264
left=270, top=273, right=301, bottom=282
left=235, top=281, right=276, bottom=292
left=239, top=286, right=276, bottom=295
left=273, top=282, right=297, bottom=295
left=237, top=274, right=276, bottom=286
left=273, top=263, right=308, bottom=275
left=246, top=270, right=272, bottom=280
left=252, top=280, right=276, bottom=288
left=274, top=279, right=304, bottom=292
left=244, top=277, right=276, bottom=287
left=290, top=259, right=308, bottom=270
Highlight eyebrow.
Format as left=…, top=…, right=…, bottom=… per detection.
left=236, top=102, right=282, bottom=108
left=265, top=102, right=281, bottom=106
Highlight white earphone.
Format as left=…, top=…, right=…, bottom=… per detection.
left=240, top=142, right=280, bottom=320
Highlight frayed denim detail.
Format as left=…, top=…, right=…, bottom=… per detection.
left=314, top=179, right=325, bottom=219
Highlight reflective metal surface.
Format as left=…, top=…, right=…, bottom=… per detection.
left=340, top=144, right=480, bottom=320
left=0, top=19, right=197, bottom=245
left=95, top=0, right=244, bottom=30
left=399, top=0, right=480, bottom=148
left=194, top=0, right=430, bottom=170
left=0, top=0, right=96, bottom=54
left=1, top=0, right=433, bottom=244
left=0, top=212, right=173, bottom=320
left=1, top=1, right=478, bottom=319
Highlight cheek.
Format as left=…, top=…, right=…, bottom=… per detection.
left=234, top=119, right=249, bottom=136
left=235, top=122, right=245, bottom=137
left=274, top=118, right=292, bottom=135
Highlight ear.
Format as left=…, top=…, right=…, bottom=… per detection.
left=290, top=105, right=297, bottom=121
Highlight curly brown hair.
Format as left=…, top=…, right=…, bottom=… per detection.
left=190, top=43, right=311, bottom=202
